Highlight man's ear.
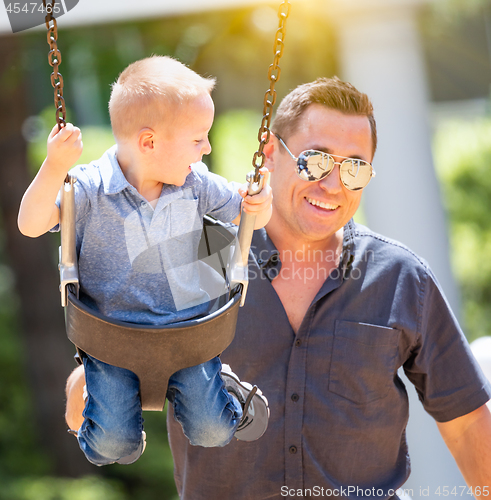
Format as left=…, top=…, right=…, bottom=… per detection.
left=262, top=132, right=276, bottom=172
left=138, top=128, right=155, bottom=153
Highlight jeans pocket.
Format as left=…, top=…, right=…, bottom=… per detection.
left=328, top=320, right=401, bottom=404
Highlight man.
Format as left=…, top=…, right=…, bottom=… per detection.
left=167, top=77, right=491, bottom=499
left=66, top=76, right=491, bottom=497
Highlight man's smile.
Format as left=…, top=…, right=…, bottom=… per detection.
left=305, top=196, right=339, bottom=211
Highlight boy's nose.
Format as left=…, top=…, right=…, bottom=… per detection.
left=202, top=139, right=212, bottom=155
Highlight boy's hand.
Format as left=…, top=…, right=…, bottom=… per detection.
left=238, top=167, right=273, bottom=229
left=46, top=123, right=83, bottom=174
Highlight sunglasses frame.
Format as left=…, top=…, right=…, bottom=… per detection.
left=274, top=133, right=376, bottom=191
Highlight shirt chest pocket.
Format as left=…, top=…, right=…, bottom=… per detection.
left=328, top=320, right=401, bottom=404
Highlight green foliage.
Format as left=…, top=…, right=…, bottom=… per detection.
left=210, top=108, right=262, bottom=182
left=0, top=223, right=51, bottom=480
left=433, top=118, right=491, bottom=341
left=26, top=108, right=115, bottom=176
left=0, top=476, right=128, bottom=500
left=428, top=0, right=491, bottom=22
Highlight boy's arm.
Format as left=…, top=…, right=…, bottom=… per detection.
left=232, top=168, right=272, bottom=230
left=18, top=124, right=83, bottom=238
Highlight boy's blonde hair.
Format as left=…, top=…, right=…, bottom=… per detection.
left=109, top=55, right=216, bottom=141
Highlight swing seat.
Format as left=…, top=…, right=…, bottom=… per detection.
left=66, top=287, right=241, bottom=412
left=62, top=212, right=244, bottom=412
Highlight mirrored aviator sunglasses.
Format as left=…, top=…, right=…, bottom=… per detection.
left=275, top=134, right=376, bottom=191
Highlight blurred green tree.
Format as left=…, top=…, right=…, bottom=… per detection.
left=433, top=118, right=491, bottom=342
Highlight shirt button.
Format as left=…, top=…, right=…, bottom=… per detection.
left=289, top=445, right=297, bottom=454
left=291, top=393, right=299, bottom=402
left=257, top=258, right=264, bottom=265
left=294, top=339, right=302, bottom=347
left=140, top=201, right=146, bottom=206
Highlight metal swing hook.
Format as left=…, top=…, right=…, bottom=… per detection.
left=59, top=175, right=79, bottom=307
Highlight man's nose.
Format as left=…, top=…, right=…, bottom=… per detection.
left=318, top=163, right=343, bottom=192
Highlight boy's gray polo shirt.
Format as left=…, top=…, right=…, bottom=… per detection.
left=53, top=145, right=242, bottom=325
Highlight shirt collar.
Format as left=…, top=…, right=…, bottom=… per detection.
left=251, top=227, right=282, bottom=281
left=340, top=218, right=356, bottom=279
left=252, top=219, right=357, bottom=282
left=98, top=146, right=203, bottom=196
left=99, top=145, right=131, bottom=195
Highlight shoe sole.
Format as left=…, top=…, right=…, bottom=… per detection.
left=221, top=367, right=270, bottom=442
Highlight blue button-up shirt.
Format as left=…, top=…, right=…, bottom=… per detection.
left=168, top=219, right=491, bottom=499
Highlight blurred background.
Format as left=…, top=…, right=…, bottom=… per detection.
left=1, top=0, right=491, bottom=498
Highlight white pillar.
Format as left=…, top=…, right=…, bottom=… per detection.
left=328, top=0, right=465, bottom=494
left=331, top=0, right=459, bottom=312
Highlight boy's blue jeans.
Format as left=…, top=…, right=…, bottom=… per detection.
left=78, top=354, right=243, bottom=466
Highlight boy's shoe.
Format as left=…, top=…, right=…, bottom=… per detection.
left=221, top=364, right=270, bottom=442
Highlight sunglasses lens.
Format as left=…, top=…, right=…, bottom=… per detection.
left=296, top=151, right=332, bottom=181
left=339, top=159, right=373, bottom=190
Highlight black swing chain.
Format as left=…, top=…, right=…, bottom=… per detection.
left=251, top=0, right=291, bottom=183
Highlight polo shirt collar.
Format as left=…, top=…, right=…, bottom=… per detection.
left=98, top=146, right=203, bottom=197
left=99, top=146, right=131, bottom=195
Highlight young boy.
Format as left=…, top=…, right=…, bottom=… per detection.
left=18, top=55, right=272, bottom=466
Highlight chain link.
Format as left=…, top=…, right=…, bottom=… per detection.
left=43, top=0, right=66, bottom=131
left=252, top=0, right=291, bottom=181
left=43, top=0, right=70, bottom=183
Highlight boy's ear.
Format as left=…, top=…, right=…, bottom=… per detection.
left=138, top=128, right=155, bottom=153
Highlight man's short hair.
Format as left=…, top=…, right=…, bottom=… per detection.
left=272, top=76, right=377, bottom=156
left=109, top=55, right=216, bottom=141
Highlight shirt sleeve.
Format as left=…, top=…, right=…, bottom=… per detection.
left=192, top=163, right=242, bottom=223
left=49, top=165, right=91, bottom=233
left=403, top=267, right=491, bottom=422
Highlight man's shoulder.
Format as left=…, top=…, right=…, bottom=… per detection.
left=351, top=222, right=431, bottom=274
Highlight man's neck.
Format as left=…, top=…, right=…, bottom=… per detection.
left=266, top=221, right=344, bottom=267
